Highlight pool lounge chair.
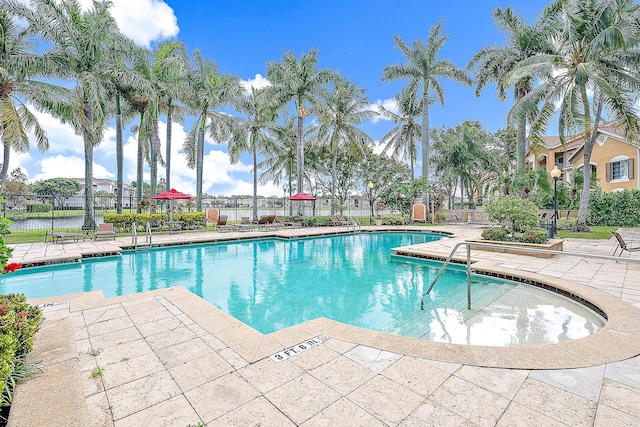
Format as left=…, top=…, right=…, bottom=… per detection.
left=47, top=230, right=86, bottom=244
left=206, top=208, right=219, bottom=228
left=330, top=215, right=349, bottom=226
left=257, top=215, right=280, bottom=231
left=93, top=223, right=116, bottom=240
left=275, top=216, right=298, bottom=228
left=612, top=231, right=640, bottom=256
left=237, top=217, right=257, bottom=232
left=337, top=215, right=358, bottom=227
left=216, top=215, right=237, bottom=232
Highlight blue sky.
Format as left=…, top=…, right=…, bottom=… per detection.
left=15, top=0, right=552, bottom=197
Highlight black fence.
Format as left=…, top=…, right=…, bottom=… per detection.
left=1, top=193, right=383, bottom=232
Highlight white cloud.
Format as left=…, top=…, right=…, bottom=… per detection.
left=368, top=98, right=399, bottom=123
left=31, top=108, right=84, bottom=156
left=78, top=0, right=179, bottom=47
left=32, top=155, right=114, bottom=182
left=240, top=74, right=272, bottom=94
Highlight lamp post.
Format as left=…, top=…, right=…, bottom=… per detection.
left=367, top=182, right=374, bottom=225
left=550, top=165, right=562, bottom=237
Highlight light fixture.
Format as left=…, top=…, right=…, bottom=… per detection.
left=367, top=182, right=374, bottom=225
left=550, top=165, right=562, bottom=237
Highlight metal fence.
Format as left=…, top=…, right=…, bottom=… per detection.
left=1, top=193, right=386, bottom=232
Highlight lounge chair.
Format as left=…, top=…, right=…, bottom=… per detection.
left=216, top=215, right=237, bottom=232
left=93, top=223, right=116, bottom=240
left=612, top=232, right=640, bottom=257
left=206, top=208, right=219, bottom=228
left=293, top=216, right=309, bottom=227
left=257, top=215, right=279, bottom=231
left=330, top=215, right=349, bottom=226
left=275, top=216, right=298, bottom=228
left=337, top=215, right=358, bottom=227
left=47, top=230, right=85, bottom=244
left=237, top=216, right=257, bottom=232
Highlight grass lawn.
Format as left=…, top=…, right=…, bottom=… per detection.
left=557, top=226, right=618, bottom=240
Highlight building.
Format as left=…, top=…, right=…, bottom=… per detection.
left=527, top=123, right=639, bottom=192
left=70, top=178, right=135, bottom=208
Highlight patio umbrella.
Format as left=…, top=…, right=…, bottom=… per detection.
left=289, top=192, right=316, bottom=216
left=289, top=192, right=316, bottom=201
left=151, top=188, right=192, bottom=222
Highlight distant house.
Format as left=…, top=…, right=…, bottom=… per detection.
left=526, top=124, right=639, bottom=192
left=70, top=178, right=135, bottom=208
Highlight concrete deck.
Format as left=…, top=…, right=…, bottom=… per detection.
left=6, top=225, right=640, bottom=426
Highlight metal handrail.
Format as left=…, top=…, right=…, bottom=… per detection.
left=131, top=222, right=138, bottom=249
left=145, top=221, right=152, bottom=246
left=348, top=216, right=361, bottom=232
left=420, top=241, right=640, bottom=311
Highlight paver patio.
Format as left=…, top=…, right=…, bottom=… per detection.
left=5, top=225, right=640, bottom=426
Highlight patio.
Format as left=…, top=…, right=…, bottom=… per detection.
left=6, top=225, right=640, bottom=426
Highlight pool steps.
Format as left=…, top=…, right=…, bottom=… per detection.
left=380, top=281, right=515, bottom=339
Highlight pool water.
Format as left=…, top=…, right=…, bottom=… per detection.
left=0, top=232, right=605, bottom=346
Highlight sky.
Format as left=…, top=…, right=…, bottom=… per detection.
left=13, top=0, right=554, bottom=197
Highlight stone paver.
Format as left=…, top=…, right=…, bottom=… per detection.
left=7, top=225, right=640, bottom=426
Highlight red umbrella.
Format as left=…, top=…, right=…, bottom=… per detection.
left=289, top=192, right=316, bottom=201
left=152, top=189, right=193, bottom=223
left=152, top=188, right=192, bottom=200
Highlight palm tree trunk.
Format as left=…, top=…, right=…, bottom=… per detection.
left=0, top=142, right=10, bottom=192
left=165, top=100, right=173, bottom=191
left=252, top=146, right=258, bottom=222
left=331, top=145, right=338, bottom=215
left=576, top=93, right=603, bottom=229
left=136, top=111, right=145, bottom=213
left=150, top=116, right=159, bottom=204
left=115, top=96, right=123, bottom=214
left=297, top=110, right=304, bottom=194
left=196, top=124, right=205, bottom=212
left=83, top=102, right=95, bottom=229
left=516, top=116, right=527, bottom=176
left=421, top=81, right=430, bottom=218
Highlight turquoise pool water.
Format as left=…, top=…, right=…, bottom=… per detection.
left=0, top=232, right=605, bottom=345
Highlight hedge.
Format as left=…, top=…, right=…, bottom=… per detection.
left=588, top=189, right=640, bottom=226
left=0, top=294, right=42, bottom=406
left=103, top=212, right=206, bottom=231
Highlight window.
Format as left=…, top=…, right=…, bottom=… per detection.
left=606, top=157, right=634, bottom=181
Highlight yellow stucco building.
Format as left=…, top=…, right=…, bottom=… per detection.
left=526, top=123, right=639, bottom=192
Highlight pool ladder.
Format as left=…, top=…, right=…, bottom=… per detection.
left=131, top=222, right=152, bottom=250
left=347, top=216, right=360, bottom=232
left=421, top=241, right=640, bottom=311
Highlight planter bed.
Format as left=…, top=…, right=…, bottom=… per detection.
left=465, top=238, right=564, bottom=258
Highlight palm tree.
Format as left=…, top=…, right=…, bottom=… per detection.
left=382, top=19, right=472, bottom=211
left=265, top=49, right=337, bottom=195
left=259, top=116, right=298, bottom=215
left=378, top=85, right=422, bottom=183
left=230, top=87, right=276, bottom=222
left=508, top=0, right=640, bottom=230
left=467, top=6, right=557, bottom=177
left=3, top=0, right=140, bottom=228
left=312, top=77, right=376, bottom=214
left=152, top=40, right=188, bottom=192
left=184, top=48, right=243, bottom=211
left=0, top=12, right=49, bottom=190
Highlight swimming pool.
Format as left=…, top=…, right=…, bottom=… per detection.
left=0, top=232, right=605, bottom=346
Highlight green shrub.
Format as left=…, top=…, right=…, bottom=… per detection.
left=556, top=217, right=577, bottom=230
left=484, top=196, right=539, bottom=232
left=25, top=204, right=50, bottom=213
left=175, top=212, right=205, bottom=229
left=104, top=213, right=169, bottom=231
left=0, top=294, right=42, bottom=406
left=434, top=211, right=447, bottom=224
left=304, top=216, right=333, bottom=227
left=588, top=189, right=640, bottom=226
left=381, top=214, right=407, bottom=225
left=481, top=227, right=510, bottom=241
left=519, top=227, right=550, bottom=244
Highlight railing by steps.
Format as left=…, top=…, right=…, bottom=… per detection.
left=421, top=241, right=640, bottom=311
left=131, top=222, right=152, bottom=250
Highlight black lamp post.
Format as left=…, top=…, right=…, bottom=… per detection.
left=367, top=181, right=374, bottom=225
left=550, top=165, right=562, bottom=237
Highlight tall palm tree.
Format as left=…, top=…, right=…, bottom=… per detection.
left=467, top=6, right=557, bottom=177
left=152, top=40, right=188, bottom=192
left=230, top=87, right=277, bottom=222
left=312, top=77, right=376, bottom=214
left=2, top=0, right=140, bottom=228
left=184, top=48, right=243, bottom=211
left=378, top=85, right=422, bottom=183
left=382, top=19, right=472, bottom=211
left=265, top=49, right=337, bottom=194
left=259, top=116, right=298, bottom=215
left=508, top=0, right=640, bottom=230
left=0, top=12, right=49, bottom=190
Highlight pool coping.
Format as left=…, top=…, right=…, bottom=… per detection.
left=20, top=226, right=640, bottom=370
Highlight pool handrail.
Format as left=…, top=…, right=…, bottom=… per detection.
left=421, top=241, right=640, bottom=311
